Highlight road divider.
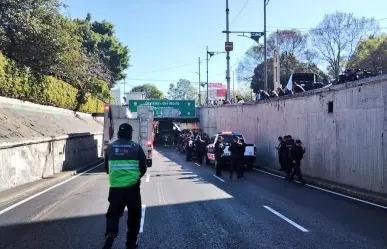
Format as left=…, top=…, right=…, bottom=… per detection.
left=263, top=205, right=309, bottom=233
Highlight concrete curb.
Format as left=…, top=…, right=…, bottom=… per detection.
left=0, top=159, right=104, bottom=207
left=256, top=166, right=387, bottom=208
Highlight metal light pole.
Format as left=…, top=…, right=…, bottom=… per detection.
left=264, top=0, right=268, bottom=91
left=206, top=47, right=226, bottom=104
left=225, top=0, right=231, bottom=100
left=206, top=46, right=209, bottom=105
left=198, top=57, right=201, bottom=105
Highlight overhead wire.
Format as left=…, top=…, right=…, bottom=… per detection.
left=230, top=0, right=250, bottom=27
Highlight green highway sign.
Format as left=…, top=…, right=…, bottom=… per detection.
left=128, top=100, right=196, bottom=118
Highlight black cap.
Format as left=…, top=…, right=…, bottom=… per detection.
left=119, top=123, right=133, bottom=133
left=296, top=140, right=302, bottom=144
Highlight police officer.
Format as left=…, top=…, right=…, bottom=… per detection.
left=103, top=123, right=147, bottom=249
left=289, top=140, right=306, bottom=184
left=228, top=136, right=241, bottom=180
left=215, top=136, right=225, bottom=176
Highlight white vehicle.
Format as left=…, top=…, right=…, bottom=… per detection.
left=103, top=104, right=154, bottom=167
left=206, top=131, right=256, bottom=170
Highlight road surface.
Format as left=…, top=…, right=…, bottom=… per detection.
left=1, top=147, right=387, bottom=249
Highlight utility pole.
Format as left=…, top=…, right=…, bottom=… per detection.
left=225, top=0, right=231, bottom=100
left=263, top=0, right=268, bottom=91
left=198, top=57, right=201, bottom=105
left=206, top=46, right=209, bottom=105
left=232, top=70, right=235, bottom=101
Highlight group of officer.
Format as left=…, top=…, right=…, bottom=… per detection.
left=180, top=131, right=207, bottom=164
left=214, top=135, right=247, bottom=180
left=276, top=135, right=306, bottom=184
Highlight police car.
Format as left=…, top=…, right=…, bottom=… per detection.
left=206, top=131, right=256, bottom=170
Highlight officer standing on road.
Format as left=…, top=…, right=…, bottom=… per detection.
left=285, top=135, right=295, bottom=179
left=276, top=136, right=285, bottom=171
left=237, top=138, right=247, bottom=178
left=103, top=123, right=147, bottom=249
left=194, top=135, right=206, bottom=165
left=289, top=140, right=306, bottom=184
left=215, top=136, right=225, bottom=176
left=228, top=136, right=241, bottom=180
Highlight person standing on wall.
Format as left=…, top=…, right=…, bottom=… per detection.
left=103, top=123, right=147, bottom=249
left=215, top=136, right=225, bottom=176
left=289, top=140, right=306, bottom=184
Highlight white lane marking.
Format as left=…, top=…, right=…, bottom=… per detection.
left=0, top=163, right=102, bottom=216
left=263, top=205, right=309, bottom=233
left=255, top=169, right=387, bottom=210
left=213, top=175, right=225, bottom=182
left=195, top=163, right=201, bottom=167
left=146, top=174, right=150, bottom=183
left=140, top=205, right=146, bottom=233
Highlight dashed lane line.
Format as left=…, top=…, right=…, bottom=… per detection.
left=263, top=205, right=309, bottom=232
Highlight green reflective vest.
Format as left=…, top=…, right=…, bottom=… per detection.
left=107, top=141, right=141, bottom=188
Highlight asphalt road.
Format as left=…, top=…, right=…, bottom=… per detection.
left=1, top=147, right=387, bottom=249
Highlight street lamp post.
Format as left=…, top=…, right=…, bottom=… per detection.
left=198, top=57, right=201, bottom=105
left=206, top=46, right=226, bottom=104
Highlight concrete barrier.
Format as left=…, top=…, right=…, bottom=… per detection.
left=200, top=75, right=387, bottom=195
left=0, top=133, right=102, bottom=191
left=0, top=96, right=104, bottom=191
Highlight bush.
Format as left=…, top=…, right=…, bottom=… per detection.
left=0, top=53, right=108, bottom=113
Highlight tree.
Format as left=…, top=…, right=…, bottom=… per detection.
left=267, top=29, right=308, bottom=57
left=238, top=29, right=308, bottom=84
left=348, top=35, right=387, bottom=73
left=167, top=79, right=197, bottom=100
left=233, top=88, right=253, bottom=102
left=309, top=12, right=379, bottom=78
left=74, top=15, right=130, bottom=87
left=131, top=84, right=164, bottom=99
left=0, top=0, right=78, bottom=75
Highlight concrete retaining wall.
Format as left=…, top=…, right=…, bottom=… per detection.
left=0, top=133, right=102, bottom=191
left=200, top=75, right=387, bottom=195
left=0, top=96, right=104, bottom=191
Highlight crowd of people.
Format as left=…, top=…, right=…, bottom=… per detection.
left=176, top=131, right=249, bottom=180
left=276, top=135, right=306, bottom=184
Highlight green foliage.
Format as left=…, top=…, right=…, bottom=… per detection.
left=0, top=3, right=127, bottom=111
left=167, top=79, right=197, bottom=100
left=130, top=84, right=164, bottom=99
left=233, top=88, right=253, bottom=102
left=348, top=35, right=387, bottom=73
left=74, top=14, right=130, bottom=87
left=0, top=53, right=107, bottom=113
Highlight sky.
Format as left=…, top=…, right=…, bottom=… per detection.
left=63, top=0, right=387, bottom=95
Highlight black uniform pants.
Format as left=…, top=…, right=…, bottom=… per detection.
left=290, top=161, right=304, bottom=182
left=237, top=158, right=244, bottom=178
left=278, top=153, right=284, bottom=170
left=215, top=156, right=223, bottom=176
left=230, top=156, right=240, bottom=178
left=105, top=186, right=142, bottom=246
left=197, top=151, right=204, bottom=164
left=186, top=148, right=192, bottom=161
